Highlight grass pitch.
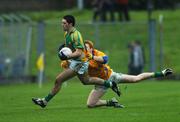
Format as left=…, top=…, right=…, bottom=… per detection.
left=0, top=80, right=179, bottom=122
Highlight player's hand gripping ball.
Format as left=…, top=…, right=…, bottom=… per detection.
left=58, top=47, right=72, bottom=60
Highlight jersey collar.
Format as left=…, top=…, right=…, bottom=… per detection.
left=68, top=27, right=76, bottom=34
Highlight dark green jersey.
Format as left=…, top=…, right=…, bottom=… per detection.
left=64, top=28, right=87, bottom=62
left=64, top=28, right=85, bottom=52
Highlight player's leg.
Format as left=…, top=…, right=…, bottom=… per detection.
left=51, top=68, right=76, bottom=94
left=114, top=68, right=173, bottom=83
left=86, top=88, right=106, bottom=108
left=87, top=87, right=124, bottom=108
left=32, top=68, right=76, bottom=108
left=70, top=60, right=120, bottom=96
left=78, top=72, right=105, bottom=85
left=121, top=72, right=154, bottom=83
left=78, top=73, right=120, bottom=96
left=122, top=68, right=173, bottom=83
left=69, top=60, right=109, bottom=86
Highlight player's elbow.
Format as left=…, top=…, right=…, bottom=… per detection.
left=71, top=49, right=82, bottom=59
left=76, top=49, right=83, bottom=56
left=76, top=51, right=82, bottom=57
left=102, top=56, right=108, bottom=64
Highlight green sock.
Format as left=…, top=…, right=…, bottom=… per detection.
left=44, top=93, right=55, bottom=102
left=154, top=72, right=163, bottom=78
left=103, top=80, right=111, bottom=88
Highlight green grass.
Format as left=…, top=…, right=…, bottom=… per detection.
left=0, top=80, right=180, bottom=122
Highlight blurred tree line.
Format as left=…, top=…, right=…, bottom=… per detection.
left=85, top=0, right=179, bottom=10
left=128, top=0, right=179, bottom=10
left=0, top=0, right=179, bottom=12
left=0, top=0, right=76, bottom=12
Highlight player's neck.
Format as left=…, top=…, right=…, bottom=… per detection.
left=67, top=27, right=75, bottom=34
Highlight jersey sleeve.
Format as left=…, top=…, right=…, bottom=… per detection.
left=95, top=50, right=108, bottom=64
left=72, top=31, right=84, bottom=49
left=95, top=50, right=106, bottom=57
left=88, top=49, right=112, bottom=80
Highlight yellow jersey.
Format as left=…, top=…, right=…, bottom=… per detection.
left=88, top=49, right=112, bottom=80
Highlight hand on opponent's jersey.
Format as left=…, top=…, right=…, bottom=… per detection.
left=86, top=53, right=94, bottom=60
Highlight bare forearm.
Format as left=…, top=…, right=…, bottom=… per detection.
left=93, top=56, right=104, bottom=63
left=68, top=49, right=82, bottom=59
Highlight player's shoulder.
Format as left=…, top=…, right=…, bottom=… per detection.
left=73, top=29, right=81, bottom=36
left=94, top=49, right=106, bottom=56
left=71, top=28, right=80, bottom=34
left=72, top=30, right=82, bottom=40
left=64, top=32, right=68, bottom=36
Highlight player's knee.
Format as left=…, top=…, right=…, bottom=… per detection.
left=81, top=81, right=89, bottom=85
left=79, top=76, right=91, bottom=85
left=87, top=103, right=96, bottom=108
left=81, top=78, right=90, bottom=85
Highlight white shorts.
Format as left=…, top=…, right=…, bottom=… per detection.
left=94, top=72, right=123, bottom=91
left=69, top=60, right=89, bottom=75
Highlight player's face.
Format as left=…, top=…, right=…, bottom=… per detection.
left=85, top=43, right=92, bottom=53
left=61, top=19, right=70, bottom=31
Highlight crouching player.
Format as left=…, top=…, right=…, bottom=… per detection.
left=61, top=40, right=173, bottom=108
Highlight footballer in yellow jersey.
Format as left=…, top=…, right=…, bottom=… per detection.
left=87, top=47, right=112, bottom=80
left=61, top=40, right=172, bottom=108
left=84, top=40, right=172, bottom=108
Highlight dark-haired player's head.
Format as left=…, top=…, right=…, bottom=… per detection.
left=62, top=15, right=76, bottom=32
left=63, top=15, right=75, bottom=26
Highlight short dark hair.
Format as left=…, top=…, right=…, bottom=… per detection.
left=63, top=15, right=75, bottom=26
